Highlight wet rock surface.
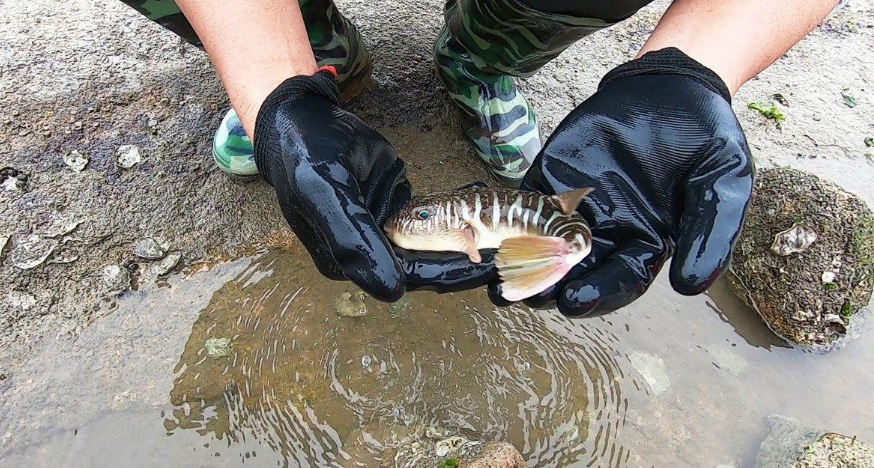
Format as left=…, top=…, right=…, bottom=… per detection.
left=753, top=415, right=874, bottom=468
left=731, top=167, right=874, bottom=348
left=1, top=0, right=872, bottom=370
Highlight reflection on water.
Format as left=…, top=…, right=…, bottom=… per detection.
left=163, top=251, right=641, bottom=467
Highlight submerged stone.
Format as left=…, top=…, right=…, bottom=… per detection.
left=204, top=337, right=232, bottom=359
left=753, top=415, right=874, bottom=468
left=629, top=352, right=670, bottom=395
left=388, top=427, right=524, bottom=468
left=730, top=167, right=874, bottom=349
left=335, top=290, right=368, bottom=317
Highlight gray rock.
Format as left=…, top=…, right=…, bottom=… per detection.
left=730, top=168, right=874, bottom=349
left=154, top=251, right=181, bottom=276
left=115, top=145, right=142, bottom=169
left=629, top=352, right=670, bottom=395
left=10, top=235, right=59, bottom=270
left=133, top=237, right=169, bottom=260
left=100, top=265, right=130, bottom=297
left=63, top=150, right=89, bottom=172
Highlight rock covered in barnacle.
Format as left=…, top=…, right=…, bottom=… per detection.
left=730, top=167, right=874, bottom=349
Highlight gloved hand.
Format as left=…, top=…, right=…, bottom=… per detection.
left=254, top=69, right=497, bottom=301
left=489, top=47, right=754, bottom=316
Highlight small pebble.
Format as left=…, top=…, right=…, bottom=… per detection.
left=361, top=355, right=372, bottom=367
left=63, top=150, right=89, bottom=172
left=115, top=145, right=142, bottom=169
left=101, top=264, right=131, bottom=297
left=133, top=237, right=168, bottom=260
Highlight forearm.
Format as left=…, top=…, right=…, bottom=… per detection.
left=175, top=0, right=318, bottom=137
left=639, top=0, right=840, bottom=95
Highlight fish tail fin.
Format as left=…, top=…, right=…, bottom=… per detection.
left=495, top=236, right=576, bottom=302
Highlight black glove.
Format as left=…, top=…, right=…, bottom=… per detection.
left=254, top=70, right=497, bottom=301
left=490, top=48, right=754, bottom=316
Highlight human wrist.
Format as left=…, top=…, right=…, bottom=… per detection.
left=228, top=60, right=319, bottom=139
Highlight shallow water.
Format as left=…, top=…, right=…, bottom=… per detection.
left=2, top=247, right=873, bottom=468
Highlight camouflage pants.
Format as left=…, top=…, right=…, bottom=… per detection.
left=118, top=0, right=653, bottom=53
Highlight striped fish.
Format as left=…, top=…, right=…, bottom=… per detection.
left=384, top=187, right=593, bottom=301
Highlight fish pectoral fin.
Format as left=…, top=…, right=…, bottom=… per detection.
left=550, top=187, right=594, bottom=216
left=495, top=236, right=575, bottom=302
left=449, top=224, right=481, bottom=263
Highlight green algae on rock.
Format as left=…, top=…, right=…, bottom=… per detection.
left=730, top=167, right=874, bottom=348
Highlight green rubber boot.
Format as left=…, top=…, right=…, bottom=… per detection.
left=434, top=0, right=610, bottom=186
left=213, top=0, right=372, bottom=180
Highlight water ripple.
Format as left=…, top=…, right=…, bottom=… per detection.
left=165, top=250, right=641, bottom=467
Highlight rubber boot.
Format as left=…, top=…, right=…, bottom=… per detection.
left=212, top=0, right=372, bottom=180
left=434, top=0, right=610, bottom=186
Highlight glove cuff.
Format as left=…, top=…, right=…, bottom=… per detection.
left=253, top=68, right=343, bottom=183
left=599, top=47, right=731, bottom=102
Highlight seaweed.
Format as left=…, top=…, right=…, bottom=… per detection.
left=748, top=102, right=786, bottom=124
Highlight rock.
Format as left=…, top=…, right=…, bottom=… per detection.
left=204, top=337, right=231, bottom=358
left=63, top=150, right=89, bottom=172
left=115, top=145, right=142, bottom=169
left=466, top=443, right=527, bottom=468
left=629, top=352, right=670, bottom=395
left=133, top=237, right=169, bottom=260
left=335, top=290, right=368, bottom=317
left=0, top=235, right=8, bottom=258
left=387, top=428, right=526, bottom=468
left=153, top=251, right=181, bottom=276
left=9, top=235, right=59, bottom=270
left=753, top=415, right=874, bottom=468
left=730, top=168, right=874, bottom=348
left=100, top=264, right=130, bottom=297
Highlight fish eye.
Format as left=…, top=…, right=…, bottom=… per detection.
left=413, top=206, right=433, bottom=221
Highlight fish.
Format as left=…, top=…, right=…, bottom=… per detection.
left=384, top=187, right=594, bottom=301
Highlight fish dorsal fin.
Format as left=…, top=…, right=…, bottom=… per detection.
left=550, top=187, right=594, bottom=216
left=449, top=224, right=481, bottom=263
